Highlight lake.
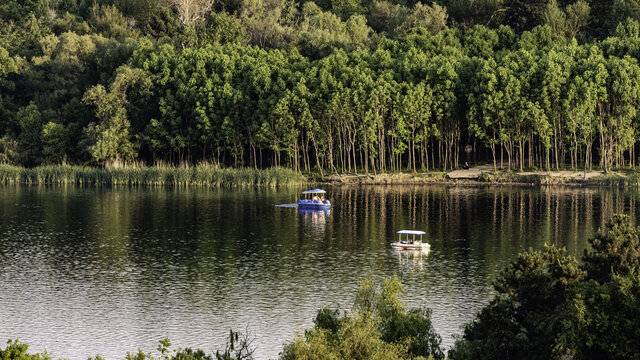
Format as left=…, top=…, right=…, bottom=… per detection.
left=0, top=184, right=638, bottom=359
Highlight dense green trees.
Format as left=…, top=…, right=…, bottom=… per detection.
left=102, top=23, right=640, bottom=171
left=449, top=214, right=640, bottom=360
left=4, top=0, right=640, bottom=171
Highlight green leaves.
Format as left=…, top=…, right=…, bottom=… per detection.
left=282, top=275, right=443, bottom=360
left=8, top=0, right=640, bottom=172
left=0, top=339, right=52, bottom=360
left=82, top=66, right=151, bottom=165
left=17, top=102, right=44, bottom=165
left=0, top=46, right=16, bottom=82
left=561, top=268, right=640, bottom=359
left=41, top=121, right=69, bottom=164
left=451, top=215, right=640, bottom=360
left=583, top=214, right=640, bottom=282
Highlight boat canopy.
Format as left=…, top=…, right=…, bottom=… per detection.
left=302, top=189, right=326, bottom=194
left=397, top=230, right=426, bottom=235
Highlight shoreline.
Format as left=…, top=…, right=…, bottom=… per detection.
left=0, top=164, right=638, bottom=187
left=315, top=165, right=640, bottom=187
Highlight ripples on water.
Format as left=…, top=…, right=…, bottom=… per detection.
left=1, top=185, right=638, bottom=359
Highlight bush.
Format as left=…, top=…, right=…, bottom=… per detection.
left=281, top=276, right=443, bottom=360
left=0, top=339, right=52, bottom=360
left=449, top=215, right=640, bottom=360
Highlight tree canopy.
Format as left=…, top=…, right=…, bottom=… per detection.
left=3, top=0, right=640, bottom=171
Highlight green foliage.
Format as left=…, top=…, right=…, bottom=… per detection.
left=88, top=4, right=139, bottom=40
left=203, top=12, right=246, bottom=45
left=4, top=0, right=640, bottom=174
left=313, top=307, right=342, bottom=334
left=462, top=25, right=499, bottom=58
left=41, top=122, right=69, bottom=163
left=560, top=268, right=640, bottom=359
left=50, top=12, right=92, bottom=35
left=147, top=5, right=181, bottom=38
left=367, top=0, right=410, bottom=35
left=503, top=0, right=549, bottom=33
left=328, top=0, right=363, bottom=20
left=0, top=337, right=228, bottom=360
left=0, top=136, right=18, bottom=164
left=0, top=46, right=16, bottom=83
left=450, top=245, right=584, bottom=360
left=447, top=0, right=502, bottom=29
left=173, top=348, right=213, bottom=360
left=366, top=1, right=447, bottom=37
left=112, top=0, right=159, bottom=31
left=281, top=315, right=409, bottom=360
left=450, top=214, right=640, bottom=360
left=0, top=339, right=51, bottom=360
left=583, top=214, right=640, bottom=282
left=82, top=65, right=151, bottom=165
left=120, top=338, right=214, bottom=360
left=608, top=0, right=640, bottom=34
left=281, top=275, right=443, bottom=360
left=544, top=0, right=591, bottom=38
left=402, top=2, right=448, bottom=35
left=17, top=102, right=44, bottom=165
left=238, top=0, right=295, bottom=48
left=564, top=0, right=591, bottom=38
left=296, top=2, right=372, bottom=57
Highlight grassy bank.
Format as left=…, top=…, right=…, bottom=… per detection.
left=593, top=172, right=640, bottom=187
left=319, top=171, right=448, bottom=184
left=477, top=171, right=551, bottom=184
left=476, top=169, right=640, bottom=187
left=4, top=164, right=640, bottom=188
left=317, top=167, right=640, bottom=187
left=0, top=165, right=306, bottom=187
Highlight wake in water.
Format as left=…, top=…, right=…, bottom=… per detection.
left=274, top=204, right=298, bottom=208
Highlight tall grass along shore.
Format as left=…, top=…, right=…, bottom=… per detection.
left=0, top=165, right=306, bottom=187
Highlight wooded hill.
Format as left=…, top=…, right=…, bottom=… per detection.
left=2, top=0, right=640, bottom=172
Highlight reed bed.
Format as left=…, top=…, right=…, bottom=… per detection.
left=0, top=165, right=306, bottom=187
left=596, top=172, right=640, bottom=188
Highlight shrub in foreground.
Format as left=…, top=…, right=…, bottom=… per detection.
left=280, top=276, right=444, bottom=360
left=0, top=339, right=51, bottom=360
left=449, top=214, right=640, bottom=360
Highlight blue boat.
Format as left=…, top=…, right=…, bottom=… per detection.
left=298, top=189, right=331, bottom=209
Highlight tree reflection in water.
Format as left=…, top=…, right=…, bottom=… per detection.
left=0, top=184, right=639, bottom=359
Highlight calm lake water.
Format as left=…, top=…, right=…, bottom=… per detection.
left=1, top=184, right=639, bottom=359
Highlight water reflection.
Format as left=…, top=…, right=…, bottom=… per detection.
left=0, top=185, right=639, bottom=359
left=298, top=209, right=330, bottom=237
left=392, top=249, right=430, bottom=270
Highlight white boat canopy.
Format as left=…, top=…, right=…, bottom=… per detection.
left=302, top=189, right=326, bottom=194
left=397, top=230, right=426, bottom=235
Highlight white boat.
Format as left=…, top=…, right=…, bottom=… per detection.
left=390, top=230, right=430, bottom=250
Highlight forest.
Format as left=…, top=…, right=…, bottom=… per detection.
left=3, top=0, right=640, bottom=173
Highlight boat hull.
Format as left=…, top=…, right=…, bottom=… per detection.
left=298, top=200, right=331, bottom=209
left=390, top=242, right=431, bottom=251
